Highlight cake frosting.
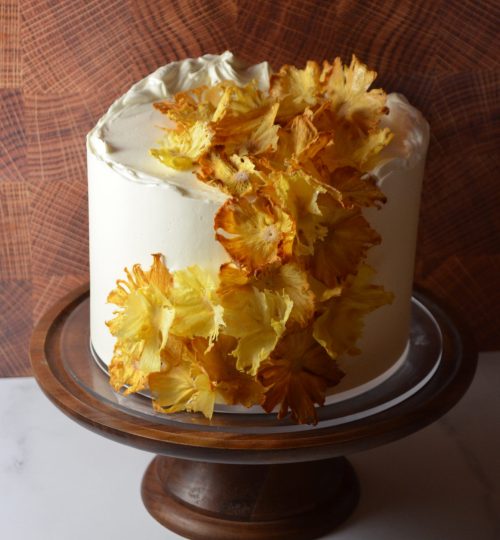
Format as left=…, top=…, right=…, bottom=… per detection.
left=87, top=51, right=429, bottom=399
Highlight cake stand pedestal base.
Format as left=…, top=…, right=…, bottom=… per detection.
left=142, top=456, right=359, bottom=540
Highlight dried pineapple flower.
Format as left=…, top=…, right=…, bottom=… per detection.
left=258, top=328, right=344, bottom=425
left=212, top=80, right=270, bottom=120
left=309, top=194, right=381, bottom=287
left=272, top=110, right=332, bottom=170
left=213, top=101, right=280, bottom=156
left=217, top=264, right=293, bottom=375
left=218, top=261, right=315, bottom=329
left=326, top=167, right=387, bottom=209
left=150, top=121, right=213, bottom=171
left=148, top=332, right=216, bottom=418
left=197, top=153, right=264, bottom=197
left=149, top=335, right=265, bottom=418
left=262, top=169, right=328, bottom=257
left=320, top=54, right=388, bottom=135
left=313, top=265, right=394, bottom=358
left=253, top=262, right=315, bottom=328
left=270, top=60, right=321, bottom=121
left=214, top=195, right=295, bottom=272
left=149, top=361, right=216, bottom=418
left=311, top=104, right=393, bottom=173
left=106, top=254, right=174, bottom=394
left=153, top=85, right=216, bottom=128
left=152, top=80, right=280, bottom=170
left=192, top=336, right=265, bottom=408
left=170, top=266, right=224, bottom=344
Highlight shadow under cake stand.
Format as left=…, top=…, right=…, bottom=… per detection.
left=30, top=285, right=477, bottom=540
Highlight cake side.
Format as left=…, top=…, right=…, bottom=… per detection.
left=332, top=93, right=429, bottom=394
left=88, top=152, right=230, bottom=365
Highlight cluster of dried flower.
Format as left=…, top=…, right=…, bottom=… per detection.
left=107, top=56, right=394, bottom=424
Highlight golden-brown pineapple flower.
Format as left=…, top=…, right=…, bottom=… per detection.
left=313, top=264, right=394, bottom=359
left=197, top=153, right=264, bottom=197
left=215, top=195, right=295, bottom=272
left=258, top=327, right=344, bottom=425
left=310, top=195, right=381, bottom=287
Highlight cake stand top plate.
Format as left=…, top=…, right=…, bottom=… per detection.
left=30, top=285, right=476, bottom=464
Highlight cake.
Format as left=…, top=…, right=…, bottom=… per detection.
left=87, top=51, right=429, bottom=423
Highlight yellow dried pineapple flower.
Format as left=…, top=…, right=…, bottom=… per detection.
left=307, top=275, right=343, bottom=304
left=165, top=80, right=275, bottom=156
left=263, top=169, right=329, bottom=257
left=149, top=335, right=265, bottom=418
left=150, top=121, right=213, bottom=171
left=258, top=327, right=344, bottom=425
left=197, top=152, right=265, bottom=197
left=310, top=194, right=381, bottom=287
left=159, top=333, right=194, bottom=370
left=149, top=333, right=216, bottom=417
left=313, top=265, right=394, bottom=358
left=170, top=266, right=224, bottom=344
left=219, top=261, right=315, bottom=329
left=215, top=195, right=295, bottom=272
left=217, top=263, right=293, bottom=375
left=152, top=81, right=274, bottom=170
left=107, top=341, right=148, bottom=396
left=212, top=80, right=270, bottom=121
left=270, top=60, right=321, bottom=121
left=107, top=254, right=174, bottom=394
left=325, top=124, right=392, bottom=172
left=320, top=55, right=388, bottom=135
left=154, top=85, right=217, bottom=128
left=213, top=101, right=280, bottom=156
left=149, top=361, right=216, bottom=419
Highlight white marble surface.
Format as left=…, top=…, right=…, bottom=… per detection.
left=1, top=353, right=499, bottom=540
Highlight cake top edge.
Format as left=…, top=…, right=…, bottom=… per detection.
left=87, top=51, right=429, bottom=198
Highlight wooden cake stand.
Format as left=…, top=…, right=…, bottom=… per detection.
left=30, top=285, right=477, bottom=540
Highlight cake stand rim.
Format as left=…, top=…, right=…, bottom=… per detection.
left=29, top=283, right=478, bottom=463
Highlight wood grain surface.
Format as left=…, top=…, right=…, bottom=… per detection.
left=1, top=0, right=499, bottom=375
left=141, top=456, right=359, bottom=539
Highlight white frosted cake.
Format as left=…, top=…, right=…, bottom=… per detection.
left=87, top=51, right=429, bottom=423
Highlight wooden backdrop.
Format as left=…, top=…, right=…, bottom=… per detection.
left=0, top=0, right=499, bottom=376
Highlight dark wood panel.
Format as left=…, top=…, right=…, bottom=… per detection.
left=0, top=0, right=499, bottom=375
left=32, top=273, right=88, bottom=325
left=0, top=181, right=31, bottom=280
left=0, top=1, right=21, bottom=88
left=0, top=89, right=24, bottom=182
left=0, top=280, right=32, bottom=376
